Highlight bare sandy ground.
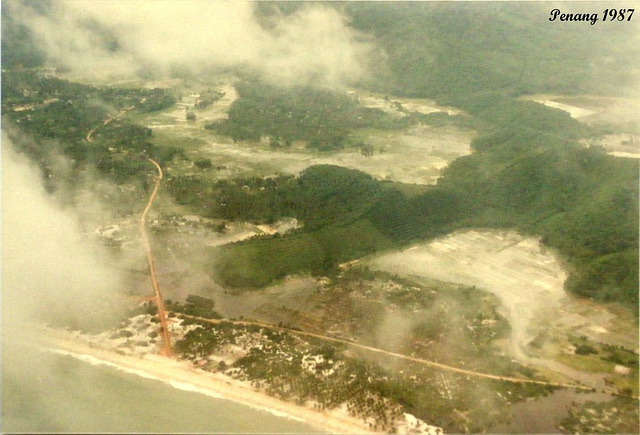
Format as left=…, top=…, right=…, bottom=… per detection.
left=355, top=91, right=463, bottom=118
left=367, top=230, right=568, bottom=361
left=567, top=96, right=639, bottom=126
left=37, top=325, right=442, bottom=434
left=519, top=94, right=608, bottom=120
left=583, top=133, right=640, bottom=159
left=171, top=123, right=473, bottom=185
left=144, top=81, right=474, bottom=185
left=366, top=229, right=638, bottom=389
left=37, top=327, right=374, bottom=435
left=527, top=98, right=596, bottom=119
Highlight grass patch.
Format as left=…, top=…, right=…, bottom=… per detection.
left=610, top=372, right=639, bottom=397
left=152, top=130, right=208, bottom=151
left=211, top=219, right=394, bottom=288
left=556, top=353, right=616, bottom=374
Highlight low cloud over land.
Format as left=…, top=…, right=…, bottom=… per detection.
left=6, top=0, right=377, bottom=88
left=2, top=134, right=124, bottom=335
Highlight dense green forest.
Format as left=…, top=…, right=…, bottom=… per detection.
left=343, top=2, right=639, bottom=102
left=206, top=3, right=639, bottom=310
left=205, top=81, right=425, bottom=150
left=2, top=2, right=638, bottom=312
left=206, top=142, right=637, bottom=310
left=2, top=71, right=182, bottom=186
left=179, top=99, right=637, bottom=310
left=0, top=1, right=47, bottom=68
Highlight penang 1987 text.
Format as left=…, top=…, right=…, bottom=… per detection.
left=549, top=8, right=635, bottom=25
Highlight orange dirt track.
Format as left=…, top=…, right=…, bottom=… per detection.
left=139, top=158, right=172, bottom=357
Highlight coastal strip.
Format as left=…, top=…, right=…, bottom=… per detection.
left=37, top=327, right=374, bottom=435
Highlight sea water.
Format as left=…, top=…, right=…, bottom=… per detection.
left=1, top=342, right=322, bottom=433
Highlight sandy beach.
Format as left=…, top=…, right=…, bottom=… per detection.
left=36, top=327, right=376, bottom=434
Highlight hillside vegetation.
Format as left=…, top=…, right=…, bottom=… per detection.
left=206, top=3, right=639, bottom=311
left=205, top=81, right=428, bottom=150
left=2, top=2, right=638, bottom=312
left=344, top=2, right=639, bottom=102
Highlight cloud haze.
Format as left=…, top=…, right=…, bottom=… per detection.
left=2, top=134, right=125, bottom=335
left=7, top=0, right=377, bottom=88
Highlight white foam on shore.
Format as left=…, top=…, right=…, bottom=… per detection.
left=260, top=407, right=308, bottom=423
left=167, top=380, right=223, bottom=399
left=48, top=347, right=308, bottom=426
left=51, top=348, right=163, bottom=381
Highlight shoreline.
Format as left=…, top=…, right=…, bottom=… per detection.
left=37, top=327, right=375, bottom=435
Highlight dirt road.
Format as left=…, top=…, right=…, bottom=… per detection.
left=139, top=158, right=172, bottom=356
left=180, top=314, right=620, bottom=394
left=86, top=104, right=137, bottom=143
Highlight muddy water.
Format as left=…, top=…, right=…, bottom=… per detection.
left=489, top=390, right=611, bottom=434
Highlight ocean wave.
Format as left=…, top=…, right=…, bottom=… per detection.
left=48, top=347, right=308, bottom=425
left=51, top=348, right=162, bottom=381
left=167, top=380, right=223, bottom=399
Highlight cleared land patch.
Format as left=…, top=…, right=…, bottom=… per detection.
left=367, top=230, right=567, bottom=361
left=138, top=81, right=474, bottom=185
left=365, top=230, right=638, bottom=393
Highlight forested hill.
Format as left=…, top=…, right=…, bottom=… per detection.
left=218, top=2, right=639, bottom=311
left=2, top=2, right=638, bottom=312
left=343, top=2, right=639, bottom=104
left=343, top=2, right=639, bottom=309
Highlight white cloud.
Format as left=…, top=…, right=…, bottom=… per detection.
left=2, top=134, right=123, bottom=332
left=9, top=0, right=376, bottom=88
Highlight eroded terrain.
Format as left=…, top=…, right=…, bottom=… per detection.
left=366, top=230, right=638, bottom=392
left=12, top=72, right=636, bottom=433
left=136, top=82, right=475, bottom=184
left=521, top=94, right=640, bottom=158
